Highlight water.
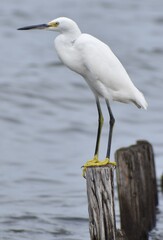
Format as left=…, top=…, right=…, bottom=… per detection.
left=0, top=0, right=163, bottom=239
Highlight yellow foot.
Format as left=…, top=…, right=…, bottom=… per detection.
left=82, top=155, right=116, bottom=178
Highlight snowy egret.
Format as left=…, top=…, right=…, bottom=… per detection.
left=18, top=17, right=148, bottom=176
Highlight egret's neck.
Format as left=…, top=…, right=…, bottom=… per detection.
left=54, top=25, right=82, bottom=75
left=60, top=25, right=81, bottom=43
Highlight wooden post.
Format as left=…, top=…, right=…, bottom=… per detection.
left=116, top=230, right=128, bottom=240
left=86, top=165, right=116, bottom=240
left=115, top=140, right=158, bottom=240
left=161, top=174, right=163, bottom=193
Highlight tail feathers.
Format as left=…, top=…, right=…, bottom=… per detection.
left=134, top=90, right=148, bottom=109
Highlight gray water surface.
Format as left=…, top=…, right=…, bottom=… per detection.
left=0, top=0, right=163, bottom=239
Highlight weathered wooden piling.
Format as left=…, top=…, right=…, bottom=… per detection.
left=116, top=230, right=128, bottom=240
left=161, top=174, right=163, bottom=193
left=115, top=140, right=158, bottom=240
left=86, top=165, right=116, bottom=240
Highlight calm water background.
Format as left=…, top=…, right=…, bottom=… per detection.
left=0, top=0, right=163, bottom=239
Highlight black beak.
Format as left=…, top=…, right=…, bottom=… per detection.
left=17, top=23, right=49, bottom=30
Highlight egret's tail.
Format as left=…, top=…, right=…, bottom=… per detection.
left=134, top=90, right=148, bottom=109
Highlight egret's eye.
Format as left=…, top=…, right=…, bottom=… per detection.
left=55, top=21, right=59, bottom=26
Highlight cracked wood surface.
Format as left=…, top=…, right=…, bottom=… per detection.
left=86, top=166, right=116, bottom=240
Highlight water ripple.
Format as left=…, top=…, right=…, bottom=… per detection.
left=0, top=0, right=163, bottom=240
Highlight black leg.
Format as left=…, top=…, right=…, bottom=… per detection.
left=105, top=99, right=115, bottom=158
left=94, top=97, right=104, bottom=156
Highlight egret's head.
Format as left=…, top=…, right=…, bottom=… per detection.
left=18, top=17, right=79, bottom=34
left=47, top=17, right=79, bottom=33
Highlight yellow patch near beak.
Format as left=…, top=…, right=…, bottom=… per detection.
left=48, top=21, right=59, bottom=28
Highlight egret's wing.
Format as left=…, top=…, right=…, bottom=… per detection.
left=75, top=34, right=134, bottom=93
left=73, top=34, right=147, bottom=108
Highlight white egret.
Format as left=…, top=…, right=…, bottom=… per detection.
left=18, top=17, right=148, bottom=176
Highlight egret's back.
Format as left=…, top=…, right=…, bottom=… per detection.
left=73, top=34, right=147, bottom=109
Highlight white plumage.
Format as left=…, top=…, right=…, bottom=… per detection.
left=18, top=17, right=148, bottom=173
